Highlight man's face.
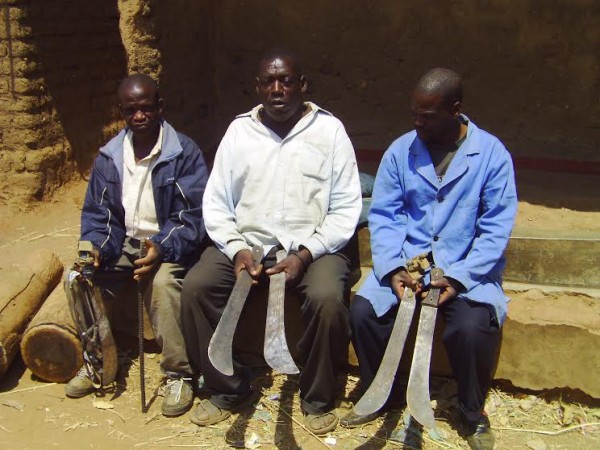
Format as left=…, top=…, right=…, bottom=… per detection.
left=410, top=89, right=459, bottom=146
left=256, top=57, right=306, bottom=123
left=118, top=82, right=163, bottom=138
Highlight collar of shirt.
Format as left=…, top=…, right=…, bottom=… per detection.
left=243, top=101, right=331, bottom=142
left=123, top=124, right=163, bottom=173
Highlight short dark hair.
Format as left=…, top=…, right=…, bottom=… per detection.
left=415, top=68, right=463, bottom=107
left=118, top=73, right=160, bottom=102
left=258, top=48, right=304, bottom=76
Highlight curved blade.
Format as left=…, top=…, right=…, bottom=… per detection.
left=353, top=288, right=416, bottom=416
left=405, top=305, right=437, bottom=428
left=406, top=267, right=444, bottom=429
left=208, top=245, right=264, bottom=376
left=264, top=250, right=299, bottom=374
left=65, top=271, right=117, bottom=386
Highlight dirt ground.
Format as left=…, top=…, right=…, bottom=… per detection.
left=0, top=175, right=599, bottom=450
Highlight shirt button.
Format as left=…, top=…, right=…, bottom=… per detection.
left=437, top=196, right=444, bottom=203
left=433, top=235, right=439, bottom=242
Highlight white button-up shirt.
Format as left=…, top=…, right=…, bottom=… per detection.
left=122, top=125, right=163, bottom=239
left=203, top=102, right=362, bottom=261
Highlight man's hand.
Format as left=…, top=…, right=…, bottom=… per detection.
left=134, top=239, right=162, bottom=281
left=265, top=249, right=312, bottom=286
left=234, top=249, right=263, bottom=284
left=425, top=276, right=463, bottom=305
left=91, top=247, right=101, bottom=269
left=390, top=269, right=420, bottom=300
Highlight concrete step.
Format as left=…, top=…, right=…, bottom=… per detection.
left=504, top=227, right=600, bottom=288
left=357, top=227, right=600, bottom=289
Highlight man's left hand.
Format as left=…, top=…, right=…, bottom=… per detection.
left=134, top=239, right=162, bottom=281
left=265, top=249, right=312, bottom=286
left=426, top=276, right=463, bottom=305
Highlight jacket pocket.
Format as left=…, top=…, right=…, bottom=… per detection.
left=455, top=198, right=480, bottom=239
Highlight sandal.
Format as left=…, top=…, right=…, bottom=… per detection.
left=304, top=411, right=339, bottom=436
left=190, top=399, right=231, bottom=426
left=190, top=389, right=259, bottom=427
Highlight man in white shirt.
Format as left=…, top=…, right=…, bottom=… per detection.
left=181, top=50, right=362, bottom=435
left=65, top=74, right=208, bottom=418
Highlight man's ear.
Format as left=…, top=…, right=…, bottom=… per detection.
left=157, top=97, right=165, bottom=116
left=452, top=101, right=462, bottom=117
left=300, top=75, right=307, bottom=94
left=255, top=77, right=261, bottom=94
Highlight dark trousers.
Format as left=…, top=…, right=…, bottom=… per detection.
left=181, top=245, right=351, bottom=415
left=95, top=237, right=191, bottom=376
left=350, top=294, right=500, bottom=421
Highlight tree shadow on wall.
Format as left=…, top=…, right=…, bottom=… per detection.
left=23, top=0, right=128, bottom=174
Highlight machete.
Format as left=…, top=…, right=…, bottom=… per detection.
left=353, top=287, right=417, bottom=416
left=65, top=241, right=117, bottom=388
left=208, top=245, right=264, bottom=376
left=406, top=267, right=444, bottom=429
left=264, top=250, right=299, bottom=374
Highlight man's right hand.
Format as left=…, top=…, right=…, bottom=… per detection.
left=390, top=269, right=419, bottom=300
left=234, top=249, right=262, bottom=284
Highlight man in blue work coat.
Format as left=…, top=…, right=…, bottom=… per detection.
left=342, top=68, right=517, bottom=450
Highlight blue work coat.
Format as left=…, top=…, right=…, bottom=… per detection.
left=357, top=117, right=517, bottom=325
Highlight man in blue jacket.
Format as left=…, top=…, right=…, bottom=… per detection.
left=342, top=68, right=517, bottom=450
left=65, top=74, right=208, bottom=417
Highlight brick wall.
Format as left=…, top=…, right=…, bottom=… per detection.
left=1, top=1, right=598, bottom=208
left=0, top=0, right=126, bottom=207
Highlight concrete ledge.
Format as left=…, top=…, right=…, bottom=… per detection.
left=496, top=289, right=600, bottom=398
left=357, top=227, right=600, bottom=289
left=504, top=228, right=600, bottom=288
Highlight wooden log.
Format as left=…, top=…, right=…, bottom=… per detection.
left=20, top=283, right=83, bottom=382
left=0, top=249, right=63, bottom=378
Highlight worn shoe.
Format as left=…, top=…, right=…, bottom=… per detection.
left=340, top=409, right=381, bottom=428
left=465, top=414, right=495, bottom=450
left=161, top=377, right=194, bottom=417
left=190, top=388, right=259, bottom=427
left=65, top=367, right=96, bottom=398
left=190, top=399, right=232, bottom=426
left=304, top=411, right=339, bottom=436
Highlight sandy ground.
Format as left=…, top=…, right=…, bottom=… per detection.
left=0, top=174, right=599, bottom=450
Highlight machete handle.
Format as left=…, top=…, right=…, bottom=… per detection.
left=250, top=245, right=264, bottom=265
left=421, top=267, right=444, bottom=307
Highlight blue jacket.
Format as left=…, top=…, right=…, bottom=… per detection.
left=357, top=117, right=517, bottom=324
left=81, top=120, right=208, bottom=268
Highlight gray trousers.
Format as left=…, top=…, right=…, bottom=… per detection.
left=181, top=245, right=351, bottom=415
left=96, top=237, right=192, bottom=376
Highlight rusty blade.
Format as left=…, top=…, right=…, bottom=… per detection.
left=353, top=288, right=416, bottom=416
left=264, top=250, right=299, bottom=374
left=406, top=267, right=444, bottom=429
left=208, top=245, right=264, bottom=376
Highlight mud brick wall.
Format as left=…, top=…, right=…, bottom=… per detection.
left=1, top=0, right=598, bottom=208
left=0, top=0, right=126, bottom=205
left=117, top=0, right=216, bottom=156
left=204, top=0, right=599, bottom=162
